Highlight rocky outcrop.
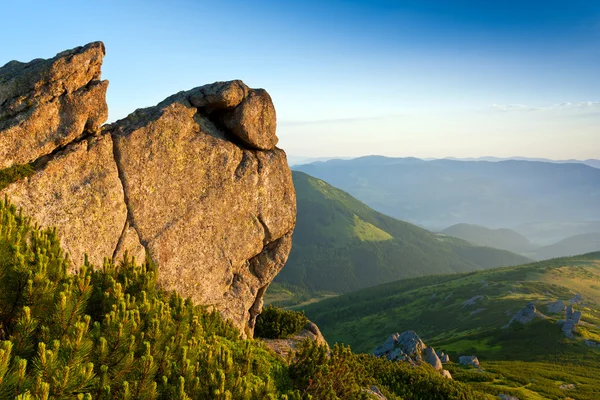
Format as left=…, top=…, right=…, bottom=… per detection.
left=0, top=42, right=107, bottom=169
left=458, top=355, right=480, bottom=368
left=561, top=305, right=582, bottom=338
left=0, top=43, right=296, bottom=337
left=374, top=331, right=451, bottom=377
left=437, top=351, right=450, bottom=363
left=547, top=300, right=566, bottom=314
left=504, top=302, right=547, bottom=327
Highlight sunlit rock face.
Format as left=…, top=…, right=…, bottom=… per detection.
left=0, top=43, right=296, bottom=337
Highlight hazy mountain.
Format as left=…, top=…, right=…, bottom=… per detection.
left=442, top=223, right=536, bottom=254
left=293, top=156, right=600, bottom=230
left=442, top=156, right=600, bottom=169
left=514, top=221, right=600, bottom=246
left=277, top=172, right=531, bottom=294
left=531, top=233, right=600, bottom=260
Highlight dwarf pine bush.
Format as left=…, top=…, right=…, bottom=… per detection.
left=0, top=197, right=488, bottom=399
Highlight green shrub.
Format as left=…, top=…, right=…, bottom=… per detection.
left=255, top=306, right=308, bottom=339
left=0, top=197, right=494, bottom=399
left=0, top=164, right=35, bottom=190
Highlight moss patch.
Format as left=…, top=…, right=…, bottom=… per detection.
left=0, top=163, right=35, bottom=190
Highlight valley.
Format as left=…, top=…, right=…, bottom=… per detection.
left=299, top=252, right=600, bottom=399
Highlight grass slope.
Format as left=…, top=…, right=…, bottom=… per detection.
left=275, top=172, right=531, bottom=295
left=442, top=223, right=536, bottom=254
left=301, top=252, right=600, bottom=400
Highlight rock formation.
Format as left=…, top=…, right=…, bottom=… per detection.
left=373, top=331, right=452, bottom=378
left=547, top=300, right=566, bottom=314
left=504, top=302, right=547, bottom=327
left=0, top=42, right=296, bottom=337
left=458, top=355, right=480, bottom=368
left=561, top=305, right=582, bottom=338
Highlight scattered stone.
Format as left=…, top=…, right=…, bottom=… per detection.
left=365, top=385, right=387, bottom=400
left=570, top=294, right=583, bottom=304
left=462, top=295, right=485, bottom=307
left=546, top=300, right=566, bottom=314
left=436, top=351, right=450, bottom=363
left=458, top=355, right=480, bottom=368
left=424, top=347, right=443, bottom=371
left=504, top=302, right=547, bottom=327
left=584, top=340, right=600, bottom=347
left=498, top=394, right=519, bottom=400
left=373, top=331, right=449, bottom=376
left=560, top=383, right=576, bottom=390
left=562, top=305, right=582, bottom=338
left=441, top=370, right=453, bottom=379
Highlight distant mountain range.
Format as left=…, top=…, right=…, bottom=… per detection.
left=276, top=172, right=531, bottom=294
left=441, top=224, right=600, bottom=260
left=532, top=233, right=600, bottom=260
left=441, top=224, right=536, bottom=254
left=289, top=155, right=600, bottom=169
left=293, top=156, right=600, bottom=232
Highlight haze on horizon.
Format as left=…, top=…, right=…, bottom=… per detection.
left=3, top=0, right=599, bottom=159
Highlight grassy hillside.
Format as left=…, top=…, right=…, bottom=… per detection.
left=442, top=223, right=536, bottom=254
left=301, top=252, right=600, bottom=400
left=274, top=172, right=531, bottom=296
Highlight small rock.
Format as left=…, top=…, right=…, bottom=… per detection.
left=458, top=355, right=480, bottom=367
left=441, top=369, right=453, bottom=379
left=424, top=347, right=443, bottom=371
left=504, top=302, right=547, bottom=327
left=366, top=385, right=387, bottom=400
left=570, top=294, right=583, bottom=304
left=546, top=300, right=566, bottom=314
left=560, top=383, right=575, bottom=390
left=462, top=295, right=485, bottom=307
left=498, top=394, right=519, bottom=400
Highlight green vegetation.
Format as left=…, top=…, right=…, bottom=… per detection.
left=276, top=171, right=531, bottom=297
left=263, top=283, right=337, bottom=309
left=255, top=306, right=308, bottom=339
left=0, top=163, right=35, bottom=190
left=301, top=253, right=600, bottom=399
left=0, top=197, right=491, bottom=399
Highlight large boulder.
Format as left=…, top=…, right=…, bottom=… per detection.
left=0, top=42, right=108, bottom=169
left=0, top=43, right=296, bottom=338
left=107, top=84, right=295, bottom=336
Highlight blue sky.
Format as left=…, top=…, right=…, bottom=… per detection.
left=2, top=0, right=599, bottom=159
